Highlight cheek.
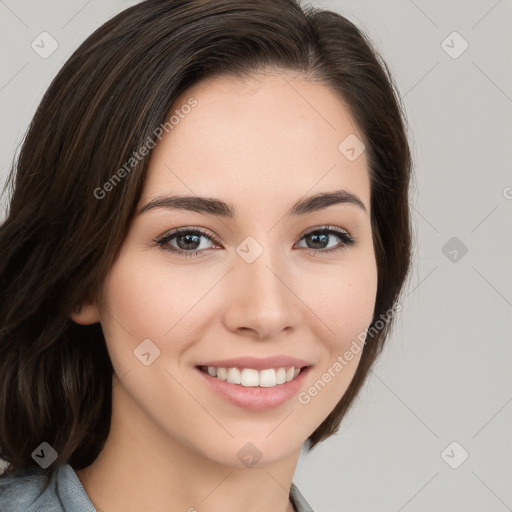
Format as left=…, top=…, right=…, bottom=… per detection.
left=101, top=253, right=196, bottom=333
left=97, top=254, right=167, bottom=368
left=293, top=259, right=377, bottom=425
left=297, top=256, right=378, bottom=349
left=98, top=251, right=224, bottom=369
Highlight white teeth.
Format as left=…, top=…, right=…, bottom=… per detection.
left=216, top=367, right=227, bottom=380
left=227, top=367, right=241, bottom=384
left=276, top=368, right=287, bottom=384
left=240, top=368, right=259, bottom=387
left=259, top=369, right=277, bottom=387
left=201, top=365, right=304, bottom=387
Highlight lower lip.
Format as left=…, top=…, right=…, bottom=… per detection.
left=195, top=366, right=311, bottom=412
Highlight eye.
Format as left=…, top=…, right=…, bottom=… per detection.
left=155, top=227, right=221, bottom=257
left=295, top=226, right=355, bottom=255
left=155, top=225, right=355, bottom=258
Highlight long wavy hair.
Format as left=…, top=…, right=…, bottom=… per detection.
left=0, top=0, right=413, bottom=485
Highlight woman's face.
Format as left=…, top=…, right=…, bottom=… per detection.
left=87, top=71, right=377, bottom=467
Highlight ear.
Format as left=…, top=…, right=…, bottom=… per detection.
left=70, top=296, right=101, bottom=325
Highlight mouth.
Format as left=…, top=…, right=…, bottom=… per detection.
left=196, top=364, right=308, bottom=387
left=194, top=362, right=312, bottom=411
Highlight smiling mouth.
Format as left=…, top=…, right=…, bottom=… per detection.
left=196, top=365, right=309, bottom=387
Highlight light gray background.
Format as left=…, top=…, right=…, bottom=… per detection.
left=1, top=1, right=511, bottom=511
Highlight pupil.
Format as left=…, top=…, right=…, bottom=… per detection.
left=178, top=233, right=200, bottom=250
left=308, top=233, right=327, bottom=249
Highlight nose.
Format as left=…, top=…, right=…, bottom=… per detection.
left=222, top=244, right=301, bottom=340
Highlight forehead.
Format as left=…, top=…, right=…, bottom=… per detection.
left=141, top=71, right=370, bottom=211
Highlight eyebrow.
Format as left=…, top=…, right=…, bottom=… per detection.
left=138, top=189, right=368, bottom=217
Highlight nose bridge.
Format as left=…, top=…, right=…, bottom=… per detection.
left=223, top=233, right=299, bottom=338
left=242, top=244, right=284, bottom=298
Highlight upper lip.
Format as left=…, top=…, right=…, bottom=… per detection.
left=197, top=356, right=312, bottom=371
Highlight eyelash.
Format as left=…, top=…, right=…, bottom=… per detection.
left=155, top=225, right=355, bottom=258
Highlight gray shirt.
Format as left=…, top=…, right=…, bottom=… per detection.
left=0, top=464, right=315, bottom=511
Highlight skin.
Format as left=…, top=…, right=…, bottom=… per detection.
left=72, top=70, right=378, bottom=512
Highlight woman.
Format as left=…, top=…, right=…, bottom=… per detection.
left=0, top=0, right=412, bottom=510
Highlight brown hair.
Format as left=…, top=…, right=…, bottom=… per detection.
left=0, top=0, right=412, bottom=484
